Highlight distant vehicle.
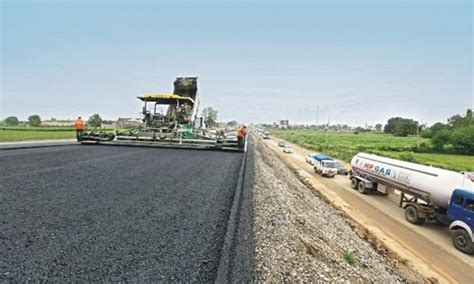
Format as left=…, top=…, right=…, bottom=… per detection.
left=350, top=152, right=474, bottom=254
left=263, top=132, right=271, bottom=139
left=283, top=146, right=293, bottom=154
left=313, top=154, right=337, bottom=177
left=278, top=140, right=286, bottom=147
left=305, top=154, right=318, bottom=165
left=335, top=160, right=348, bottom=175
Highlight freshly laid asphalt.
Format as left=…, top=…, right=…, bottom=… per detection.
left=0, top=144, right=249, bottom=282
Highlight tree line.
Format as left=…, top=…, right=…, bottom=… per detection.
left=260, top=109, right=472, bottom=155
left=423, top=109, right=473, bottom=155
left=382, top=109, right=473, bottom=155
left=2, top=107, right=224, bottom=128
left=2, top=114, right=105, bottom=127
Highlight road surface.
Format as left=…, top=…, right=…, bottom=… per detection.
left=0, top=144, right=251, bottom=282
left=262, top=137, right=474, bottom=283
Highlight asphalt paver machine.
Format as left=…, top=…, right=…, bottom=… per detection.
left=81, top=77, right=241, bottom=151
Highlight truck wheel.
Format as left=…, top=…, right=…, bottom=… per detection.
left=357, top=181, right=369, bottom=194
left=350, top=178, right=359, bottom=189
left=405, top=206, right=425, bottom=225
left=452, top=229, right=474, bottom=254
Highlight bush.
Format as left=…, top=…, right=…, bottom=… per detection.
left=401, top=258, right=411, bottom=265
left=399, top=152, right=417, bottom=163
left=431, top=129, right=451, bottom=152
left=411, top=142, right=432, bottom=153
left=342, top=250, right=356, bottom=266
left=420, top=128, right=432, bottom=138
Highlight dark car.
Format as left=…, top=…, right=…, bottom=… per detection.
left=278, top=140, right=286, bottom=147
left=335, top=160, right=348, bottom=175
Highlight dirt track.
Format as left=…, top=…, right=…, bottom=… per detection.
left=262, top=137, right=474, bottom=284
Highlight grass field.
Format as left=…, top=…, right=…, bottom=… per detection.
left=0, top=126, right=114, bottom=142
left=382, top=151, right=474, bottom=172
left=0, top=130, right=76, bottom=142
left=270, top=129, right=473, bottom=172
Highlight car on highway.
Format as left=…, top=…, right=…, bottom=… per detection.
left=263, top=132, right=271, bottom=139
left=283, top=146, right=293, bottom=154
left=278, top=140, right=286, bottom=147
left=335, top=160, right=348, bottom=175
left=305, top=153, right=318, bottom=165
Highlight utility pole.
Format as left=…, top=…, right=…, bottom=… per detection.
left=325, top=113, right=330, bottom=147
left=316, top=105, right=319, bottom=126
left=416, top=122, right=421, bottom=150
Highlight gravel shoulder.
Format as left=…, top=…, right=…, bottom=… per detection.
left=253, top=140, right=424, bottom=282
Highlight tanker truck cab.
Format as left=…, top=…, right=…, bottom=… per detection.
left=313, top=155, right=338, bottom=177
left=448, top=189, right=474, bottom=254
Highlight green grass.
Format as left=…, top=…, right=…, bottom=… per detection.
left=270, top=129, right=473, bottom=172
left=400, top=258, right=411, bottom=266
left=0, top=130, right=76, bottom=141
left=0, top=125, right=124, bottom=142
left=381, top=151, right=474, bottom=172
left=0, top=125, right=114, bottom=131
left=342, top=250, right=356, bottom=266
left=0, top=126, right=76, bottom=131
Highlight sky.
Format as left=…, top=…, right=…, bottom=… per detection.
left=1, top=0, right=472, bottom=126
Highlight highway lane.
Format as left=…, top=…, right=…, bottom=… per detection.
left=0, top=145, right=245, bottom=282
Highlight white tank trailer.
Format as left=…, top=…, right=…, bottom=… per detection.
left=350, top=152, right=473, bottom=222
left=350, top=152, right=474, bottom=254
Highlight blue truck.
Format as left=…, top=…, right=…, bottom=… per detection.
left=313, top=154, right=338, bottom=177
left=448, top=189, right=474, bottom=254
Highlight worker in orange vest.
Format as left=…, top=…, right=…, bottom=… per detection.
left=74, top=116, right=85, bottom=142
left=237, top=125, right=247, bottom=149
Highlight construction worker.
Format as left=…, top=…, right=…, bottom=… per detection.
left=237, top=125, right=247, bottom=149
left=74, top=116, right=85, bottom=142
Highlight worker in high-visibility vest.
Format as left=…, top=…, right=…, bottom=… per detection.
left=237, top=125, right=247, bottom=149
left=74, top=116, right=85, bottom=142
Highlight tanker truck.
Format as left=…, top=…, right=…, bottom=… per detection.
left=349, top=152, right=474, bottom=254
